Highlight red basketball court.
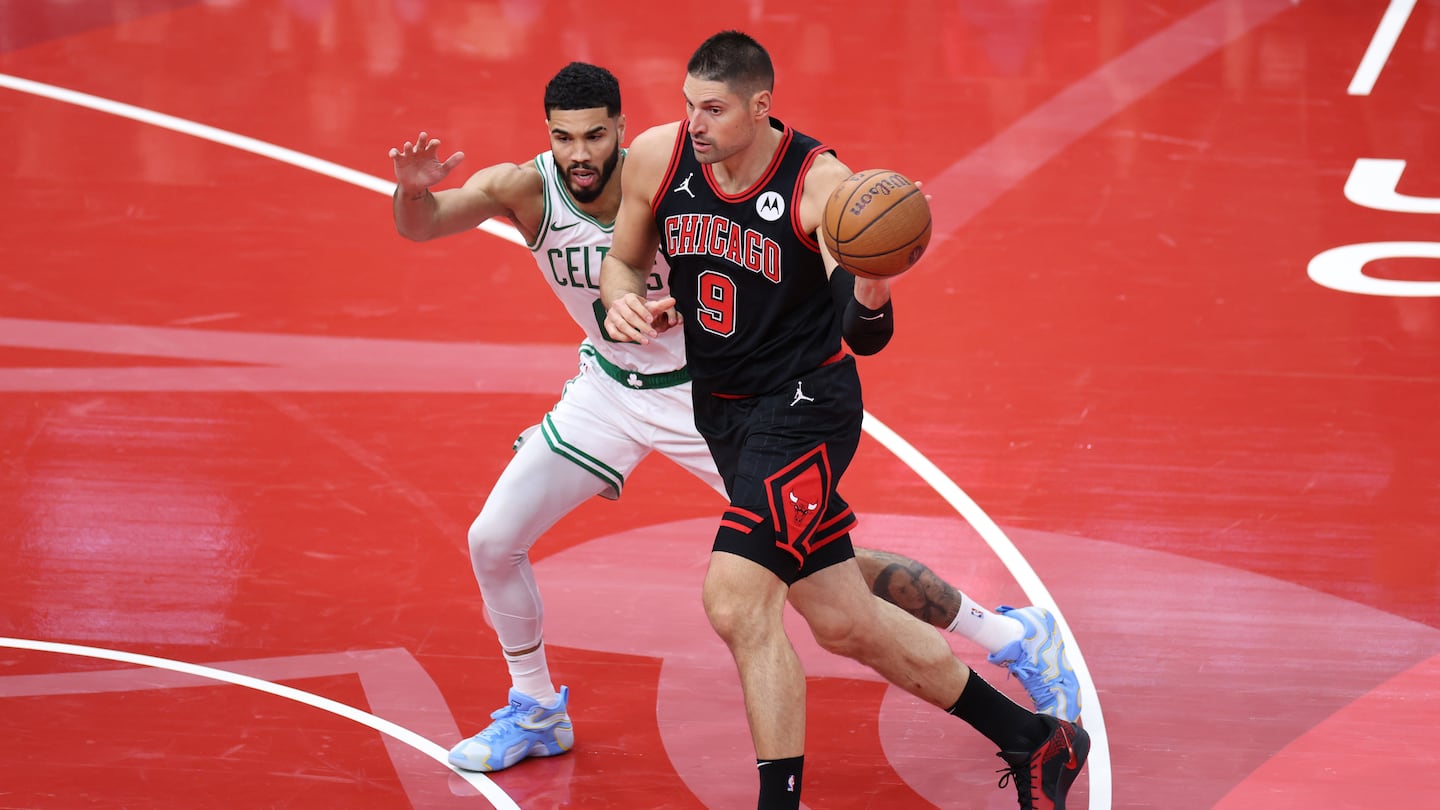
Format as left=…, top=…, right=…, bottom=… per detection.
left=2, top=1, right=1438, bottom=808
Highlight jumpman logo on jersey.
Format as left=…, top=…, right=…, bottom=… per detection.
left=673, top=172, right=695, bottom=198
left=789, top=381, right=814, bottom=407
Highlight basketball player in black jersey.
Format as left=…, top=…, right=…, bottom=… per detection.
left=601, top=32, right=1089, bottom=810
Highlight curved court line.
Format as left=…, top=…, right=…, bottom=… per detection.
left=0, top=73, right=522, bottom=246
left=0, top=637, right=519, bottom=810
left=0, top=72, right=1112, bottom=807
left=863, top=414, right=1109, bottom=782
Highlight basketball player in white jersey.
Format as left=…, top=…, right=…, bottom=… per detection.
left=389, top=62, right=1079, bottom=774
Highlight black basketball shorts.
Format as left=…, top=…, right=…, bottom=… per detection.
left=694, top=354, right=864, bottom=584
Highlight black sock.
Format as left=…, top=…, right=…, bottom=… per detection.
left=947, top=672, right=1050, bottom=752
left=756, top=755, right=803, bottom=810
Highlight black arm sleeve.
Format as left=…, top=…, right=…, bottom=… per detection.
left=829, top=270, right=895, bottom=356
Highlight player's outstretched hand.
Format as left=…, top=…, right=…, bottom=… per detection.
left=390, top=131, right=465, bottom=196
left=605, top=294, right=677, bottom=344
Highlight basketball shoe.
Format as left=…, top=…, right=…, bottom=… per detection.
left=997, top=715, right=1090, bottom=810
left=448, top=686, right=574, bottom=772
left=987, top=606, right=1082, bottom=723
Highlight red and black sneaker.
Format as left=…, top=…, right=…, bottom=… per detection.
left=996, top=715, right=1090, bottom=809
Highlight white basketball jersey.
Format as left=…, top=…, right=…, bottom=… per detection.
left=529, top=151, right=687, bottom=375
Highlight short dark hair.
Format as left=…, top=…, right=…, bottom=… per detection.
left=686, top=30, right=774, bottom=99
left=543, top=62, right=621, bottom=117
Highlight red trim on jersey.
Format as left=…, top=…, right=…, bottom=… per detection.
left=651, top=123, right=689, bottom=218
left=719, top=519, right=753, bottom=534
left=792, top=143, right=832, bottom=252
left=702, top=124, right=794, bottom=203
left=708, top=350, right=847, bottom=399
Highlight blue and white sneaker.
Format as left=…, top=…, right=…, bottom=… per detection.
left=448, top=686, right=574, bottom=772
left=987, top=606, right=1082, bottom=724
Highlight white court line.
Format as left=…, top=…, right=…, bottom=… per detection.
left=0, top=73, right=522, bottom=246
left=1348, top=0, right=1417, bottom=95
left=0, top=637, right=519, bottom=810
left=0, top=72, right=1110, bottom=808
left=863, top=414, right=1108, bottom=779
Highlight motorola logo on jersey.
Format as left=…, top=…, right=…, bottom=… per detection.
left=755, top=191, right=784, bottom=222
left=662, top=214, right=783, bottom=282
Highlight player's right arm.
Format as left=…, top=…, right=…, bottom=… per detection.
left=389, top=131, right=544, bottom=243
left=804, top=153, right=896, bottom=355
left=600, top=122, right=681, bottom=344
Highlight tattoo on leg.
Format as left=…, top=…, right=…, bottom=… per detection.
left=866, top=550, right=962, bottom=628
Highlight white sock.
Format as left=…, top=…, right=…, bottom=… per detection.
left=947, top=595, right=1025, bottom=655
left=504, top=644, right=560, bottom=705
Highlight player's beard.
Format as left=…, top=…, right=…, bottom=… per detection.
left=558, top=146, right=620, bottom=204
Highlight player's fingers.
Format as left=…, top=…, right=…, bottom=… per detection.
left=642, top=296, right=678, bottom=332
left=620, top=295, right=661, bottom=338
left=604, top=308, right=651, bottom=344
left=624, top=300, right=658, bottom=334
left=653, top=307, right=682, bottom=333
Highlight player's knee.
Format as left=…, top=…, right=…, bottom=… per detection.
left=702, top=580, right=777, bottom=650
left=467, top=513, right=520, bottom=576
left=702, top=585, right=747, bottom=643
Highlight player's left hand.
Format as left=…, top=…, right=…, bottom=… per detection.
left=605, top=294, right=676, bottom=344
left=389, top=131, right=465, bottom=195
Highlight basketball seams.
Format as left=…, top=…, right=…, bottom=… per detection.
left=835, top=187, right=926, bottom=247
left=840, top=221, right=931, bottom=259
left=822, top=168, right=931, bottom=278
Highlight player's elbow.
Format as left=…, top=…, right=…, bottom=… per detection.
left=846, top=334, right=892, bottom=356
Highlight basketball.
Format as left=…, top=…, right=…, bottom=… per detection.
left=821, top=169, right=932, bottom=279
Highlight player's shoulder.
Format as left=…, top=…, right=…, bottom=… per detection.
left=627, top=121, right=683, bottom=160
left=802, top=151, right=853, bottom=201
left=620, top=122, right=685, bottom=198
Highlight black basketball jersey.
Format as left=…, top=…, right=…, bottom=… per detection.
left=653, top=119, right=839, bottom=396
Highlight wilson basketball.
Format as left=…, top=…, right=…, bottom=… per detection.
left=822, top=169, right=932, bottom=279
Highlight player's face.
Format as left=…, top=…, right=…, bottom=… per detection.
left=890, top=577, right=924, bottom=610
left=682, top=75, right=762, bottom=165
left=547, top=107, right=624, bottom=203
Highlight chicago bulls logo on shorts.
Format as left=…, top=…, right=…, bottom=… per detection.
left=764, top=445, right=835, bottom=560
